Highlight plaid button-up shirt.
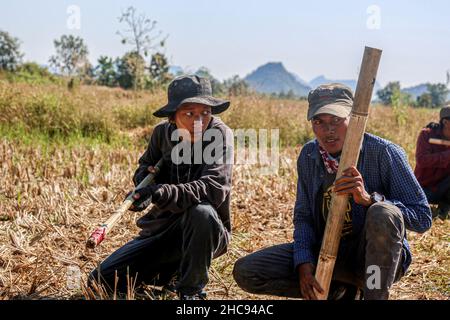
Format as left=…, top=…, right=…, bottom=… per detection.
left=293, top=133, right=432, bottom=273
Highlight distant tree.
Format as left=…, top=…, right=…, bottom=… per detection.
left=276, top=90, right=297, bottom=99
left=116, top=52, right=146, bottom=89
left=416, top=92, right=433, bottom=108
left=17, top=62, right=52, bottom=78
left=401, top=92, right=414, bottom=106
left=79, top=61, right=95, bottom=84
left=223, top=75, right=251, bottom=96
left=427, top=83, right=449, bottom=108
left=17, top=62, right=56, bottom=81
left=391, top=86, right=408, bottom=125
left=117, top=6, right=167, bottom=90
left=195, top=67, right=225, bottom=95
left=376, top=81, right=401, bottom=105
left=7, top=62, right=60, bottom=85
left=117, top=6, right=166, bottom=58
left=49, top=35, right=89, bottom=77
left=0, top=30, right=23, bottom=71
left=147, top=52, right=172, bottom=87
left=285, top=89, right=296, bottom=99
left=376, top=81, right=414, bottom=106
left=95, top=56, right=118, bottom=87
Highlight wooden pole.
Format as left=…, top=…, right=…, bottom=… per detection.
left=314, top=47, right=382, bottom=300
left=429, top=138, right=450, bottom=146
left=86, top=159, right=163, bottom=249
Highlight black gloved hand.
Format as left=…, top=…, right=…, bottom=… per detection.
left=127, top=184, right=162, bottom=212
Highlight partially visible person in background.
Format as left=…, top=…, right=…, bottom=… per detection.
left=414, top=106, right=450, bottom=220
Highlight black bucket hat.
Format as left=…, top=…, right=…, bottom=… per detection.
left=153, top=75, right=230, bottom=118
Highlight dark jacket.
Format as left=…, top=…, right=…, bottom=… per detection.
left=133, top=116, right=234, bottom=240
left=414, top=127, right=450, bottom=191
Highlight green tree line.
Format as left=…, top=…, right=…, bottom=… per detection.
left=0, top=6, right=251, bottom=96
left=377, top=81, right=449, bottom=109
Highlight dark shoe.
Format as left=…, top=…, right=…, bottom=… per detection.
left=431, top=206, right=439, bottom=219
left=328, top=281, right=362, bottom=300
left=437, top=203, right=450, bottom=220
left=179, top=290, right=207, bottom=300
left=162, top=282, right=178, bottom=294
left=438, top=211, right=448, bottom=220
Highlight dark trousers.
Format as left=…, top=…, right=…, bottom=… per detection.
left=423, top=175, right=450, bottom=217
left=88, top=203, right=229, bottom=296
left=233, top=202, right=405, bottom=300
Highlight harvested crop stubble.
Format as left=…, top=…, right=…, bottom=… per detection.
left=0, top=140, right=448, bottom=300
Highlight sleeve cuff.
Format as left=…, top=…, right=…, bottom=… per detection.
left=152, top=184, right=166, bottom=205
left=293, top=248, right=316, bottom=272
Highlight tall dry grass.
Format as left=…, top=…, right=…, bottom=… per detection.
left=0, top=81, right=438, bottom=157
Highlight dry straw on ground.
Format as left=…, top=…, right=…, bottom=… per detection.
left=0, top=83, right=448, bottom=300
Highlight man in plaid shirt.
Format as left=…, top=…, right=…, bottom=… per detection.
left=233, top=84, right=432, bottom=300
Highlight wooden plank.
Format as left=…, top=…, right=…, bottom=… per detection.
left=314, top=46, right=382, bottom=300
left=86, top=158, right=163, bottom=249
left=429, top=138, right=450, bottom=146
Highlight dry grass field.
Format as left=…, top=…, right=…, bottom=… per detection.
left=0, top=82, right=448, bottom=300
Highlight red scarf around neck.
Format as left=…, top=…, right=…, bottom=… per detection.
left=318, top=144, right=340, bottom=174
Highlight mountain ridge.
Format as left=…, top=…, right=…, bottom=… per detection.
left=244, top=62, right=311, bottom=97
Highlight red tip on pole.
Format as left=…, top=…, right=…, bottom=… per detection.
left=86, top=226, right=107, bottom=248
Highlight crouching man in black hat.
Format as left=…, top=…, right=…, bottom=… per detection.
left=88, top=75, right=234, bottom=300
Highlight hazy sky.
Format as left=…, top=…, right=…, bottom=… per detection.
left=1, top=0, right=449, bottom=87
